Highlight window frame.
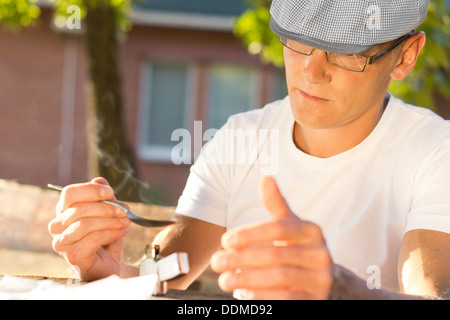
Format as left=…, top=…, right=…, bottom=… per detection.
left=137, top=59, right=197, bottom=163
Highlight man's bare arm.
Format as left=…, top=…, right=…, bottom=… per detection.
left=329, top=265, right=428, bottom=300
left=330, top=229, right=449, bottom=300
left=151, top=215, right=226, bottom=290
left=398, top=229, right=449, bottom=299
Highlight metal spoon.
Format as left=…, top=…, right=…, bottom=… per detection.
left=47, top=184, right=175, bottom=228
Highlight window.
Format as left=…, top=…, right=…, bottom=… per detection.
left=138, top=60, right=194, bottom=162
left=138, top=60, right=286, bottom=164
left=207, top=63, right=259, bottom=130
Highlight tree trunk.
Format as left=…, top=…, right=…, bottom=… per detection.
left=83, top=2, right=141, bottom=202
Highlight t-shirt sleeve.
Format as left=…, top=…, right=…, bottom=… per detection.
left=406, top=139, right=450, bottom=234
left=175, top=125, right=233, bottom=227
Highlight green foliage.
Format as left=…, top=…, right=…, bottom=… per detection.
left=0, top=0, right=40, bottom=28
left=53, top=0, right=133, bottom=33
left=234, top=0, right=450, bottom=109
left=234, top=4, right=283, bottom=67
left=390, top=0, right=450, bottom=108
left=0, top=0, right=133, bottom=33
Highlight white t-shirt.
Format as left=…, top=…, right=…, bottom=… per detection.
left=176, top=94, right=450, bottom=291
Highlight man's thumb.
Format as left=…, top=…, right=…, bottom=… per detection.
left=260, top=176, right=293, bottom=220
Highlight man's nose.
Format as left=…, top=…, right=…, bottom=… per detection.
left=303, top=49, right=331, bottom=84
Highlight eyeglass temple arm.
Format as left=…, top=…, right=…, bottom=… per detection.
left=367, top=31, right=414, bottom=65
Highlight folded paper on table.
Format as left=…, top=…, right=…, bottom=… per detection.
left=0, top=274, right=158, bottom=300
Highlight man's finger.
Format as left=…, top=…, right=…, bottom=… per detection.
left=57, top=180, right=116, bottom=213
left=217, top=266, right=328, bottom=294
left=260, top=176, right=293, bottom=220
left=49, top=201, right=128, bottom=235
left=211, top=243, right=329, bottom=272
left=221, top=219, right=320, bottom=249
left=91, top=177, right=118, bottom=202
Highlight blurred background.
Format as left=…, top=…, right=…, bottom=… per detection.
left=0, top=0, right=448, bottom=292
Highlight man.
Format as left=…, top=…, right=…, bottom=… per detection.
left=48, top=0, right=450, bottom=299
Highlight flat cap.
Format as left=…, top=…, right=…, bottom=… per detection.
left=270, top=0, right=430, bottom=54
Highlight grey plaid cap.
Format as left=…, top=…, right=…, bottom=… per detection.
left=270, top=0, right=430, bottom=54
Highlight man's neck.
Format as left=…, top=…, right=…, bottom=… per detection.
left=292, top=94, right=389, bottom=158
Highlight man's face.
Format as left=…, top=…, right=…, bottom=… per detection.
left=284, top=42, right=399, bottom=131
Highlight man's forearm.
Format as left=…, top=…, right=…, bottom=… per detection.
left=328, top=264, right=440, bottom=300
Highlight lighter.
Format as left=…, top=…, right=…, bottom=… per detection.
left=139, top=244, right=190, bottom=296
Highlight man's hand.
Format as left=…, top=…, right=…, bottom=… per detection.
left=48, top=177, right=132, bottom=281
left=211, top=176, right=333, bottom=299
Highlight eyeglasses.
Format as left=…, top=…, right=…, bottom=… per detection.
left=280, top=32, right=413, bottom=72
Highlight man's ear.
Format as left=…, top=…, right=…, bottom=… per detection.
left=390, top=31, right=426, bottom=80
